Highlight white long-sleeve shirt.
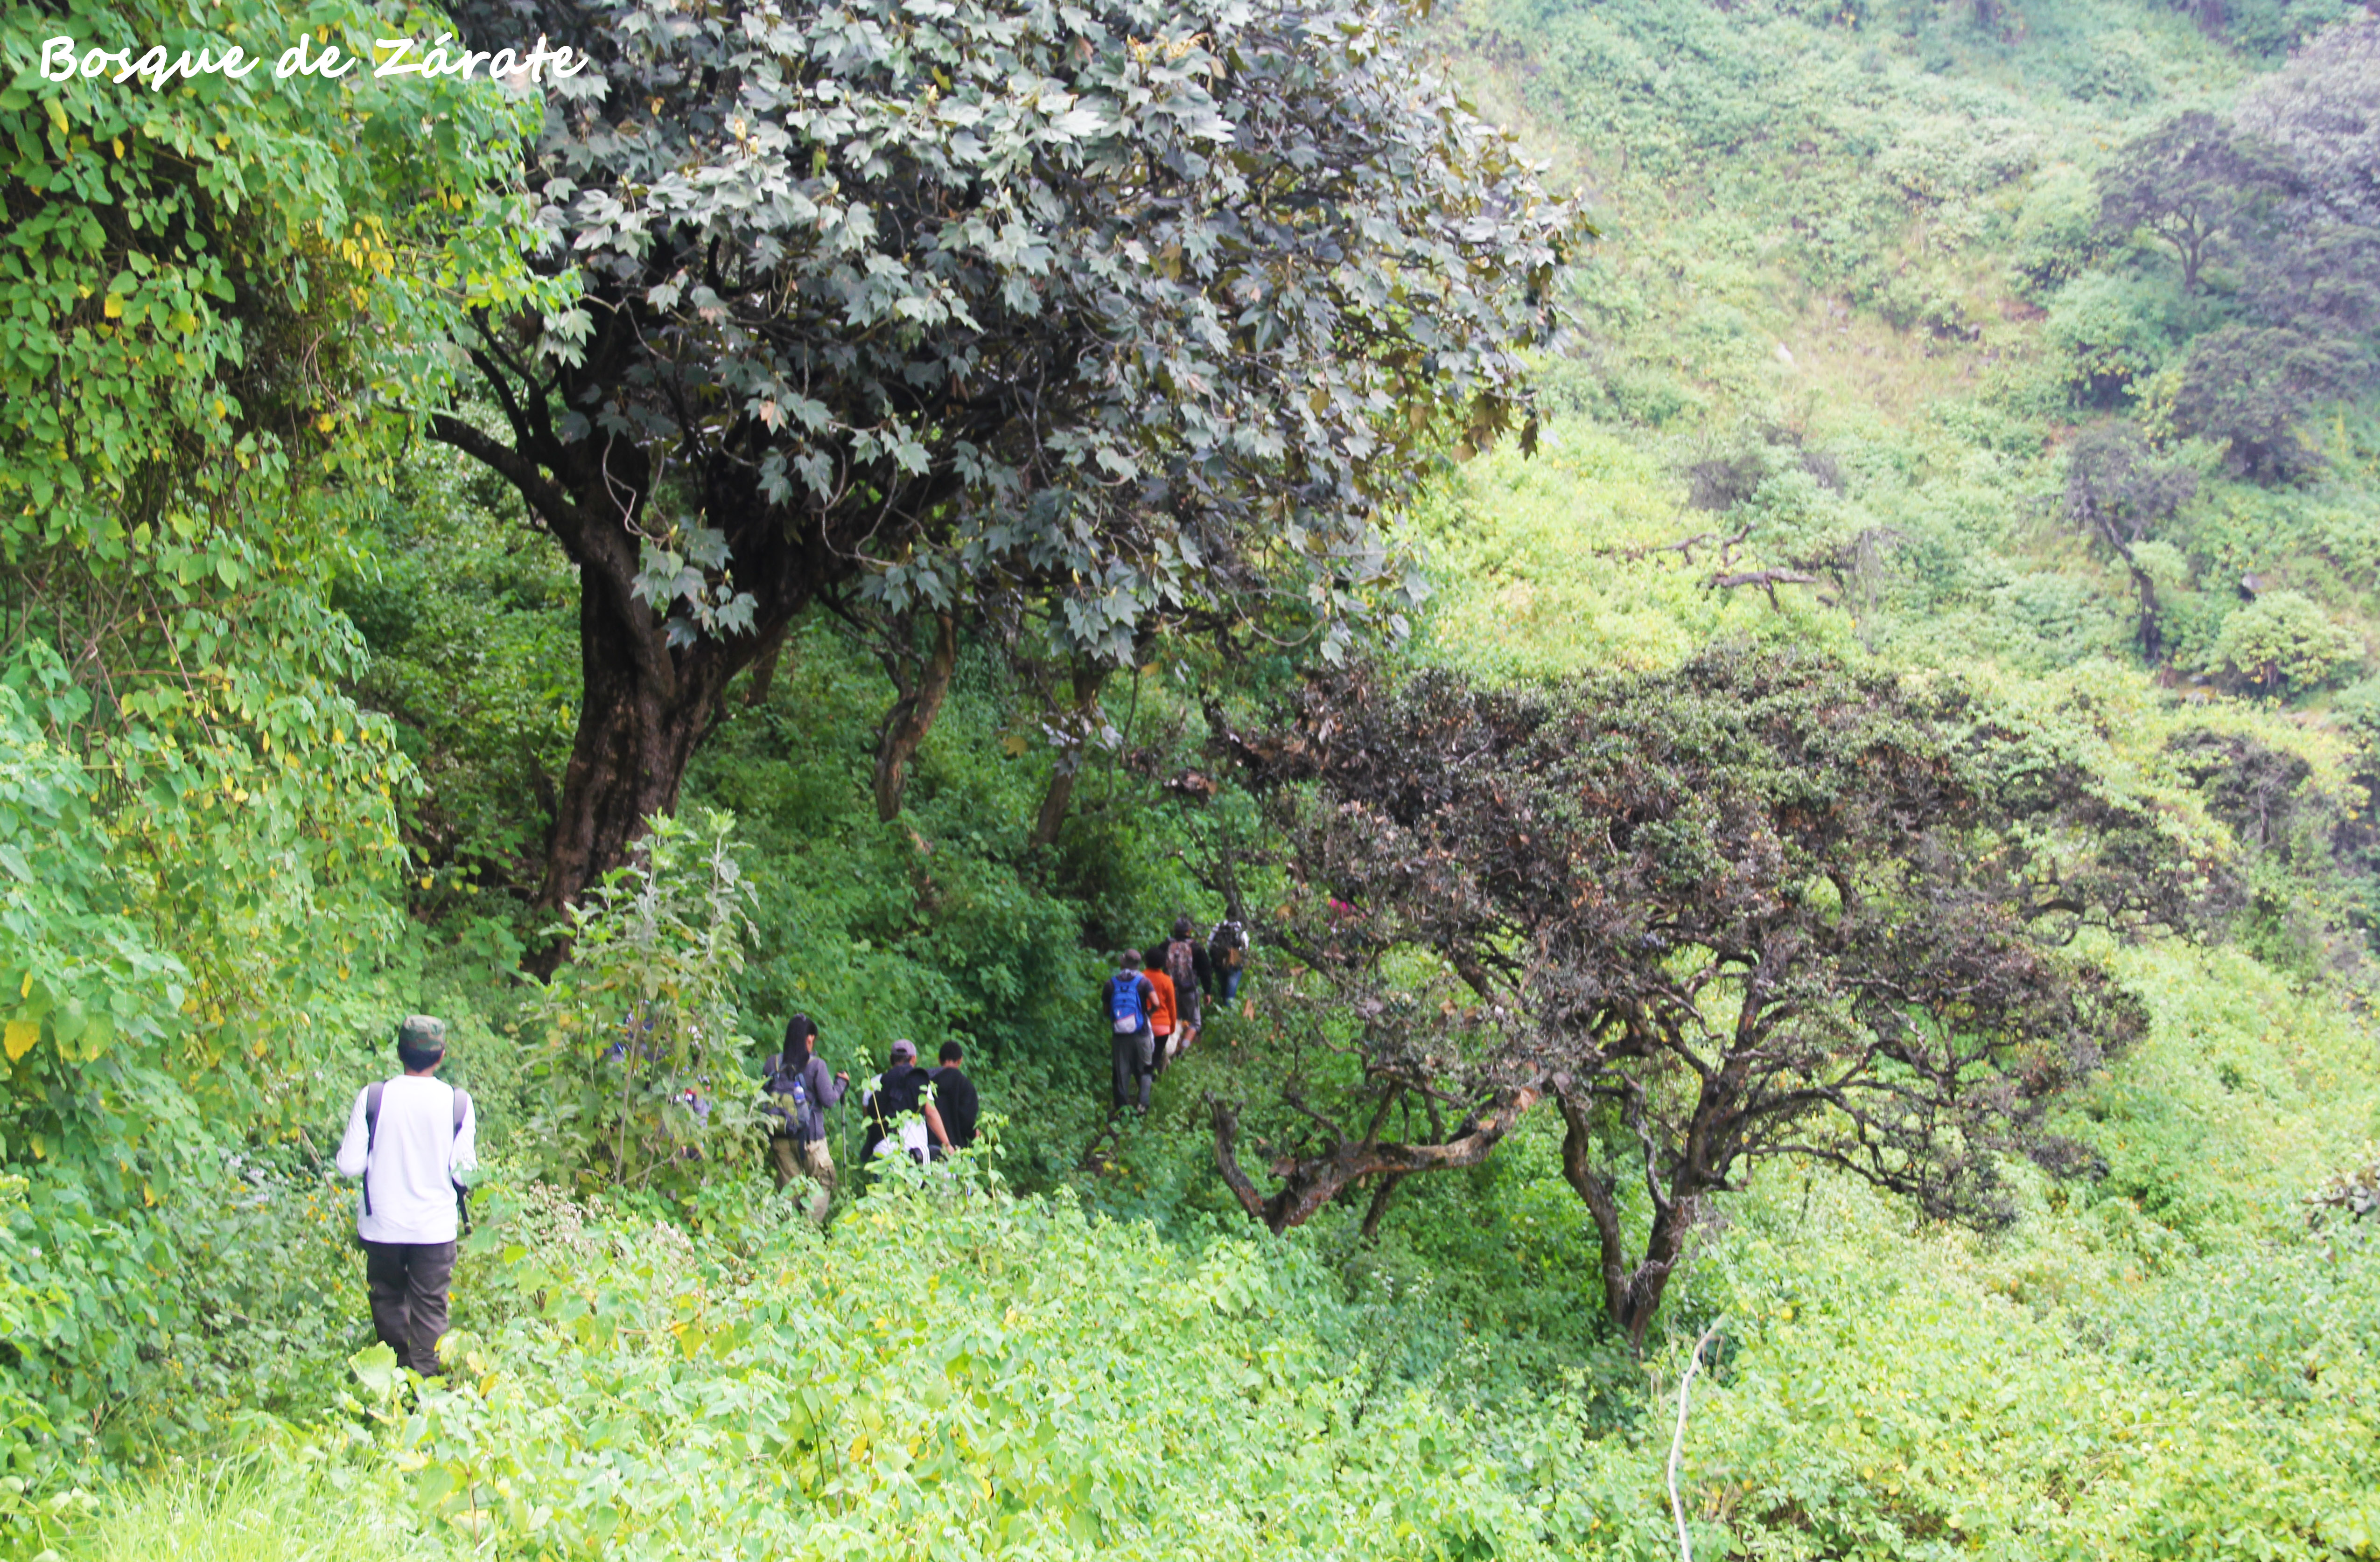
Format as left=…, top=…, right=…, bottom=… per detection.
left=335, top=1075, right=479, bottom=1245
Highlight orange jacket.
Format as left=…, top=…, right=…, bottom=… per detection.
left=1142, top=967, right=1178, bottom=1034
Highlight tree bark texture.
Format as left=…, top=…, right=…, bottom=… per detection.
left=1029, top=661, right=1109, bottom=848
left=742, top=638, right=784, bottom=710
left=1358, top=1172, right=1405, bottom=1244
left=546, top=589, right=711, bottom=918
left=872, top=612, right=959, bottom=822
left=2089, top=520, right=2164, bottom=665
left=427, top=412, right=806, bottom=928
left=2124, top=558, right=2163, bottom=665
left=1555, top=1083, right=1697, bottom=1353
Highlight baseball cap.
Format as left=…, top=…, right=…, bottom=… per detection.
left=397, top=1014, right=447, bottom=1052
left=889, top=1038, right=917, bottom=1063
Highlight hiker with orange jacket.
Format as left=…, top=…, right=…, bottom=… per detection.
left=1141, top=952, right=1179, bottom=1076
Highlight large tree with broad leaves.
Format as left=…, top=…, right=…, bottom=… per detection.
left=436, top=0, right=1581, bottom=918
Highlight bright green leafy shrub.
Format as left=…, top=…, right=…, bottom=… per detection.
left=2061, top=28, right=2160, bottom=102
left=522, top=813, right=767, bottom=1197
left=375, top=1176, right=1560, bottom=1561
left=1549, top=1171, right=2380, bottom=1559
left=0, top=0, right=545, bottom=1485
left=335, top=456, right=580, bottom=899
left=2009, top=164, right=2105, bottom=295
left=2044, top=272, right=2186, bottom=407
left=2210, top=589, right=2366, bottom=692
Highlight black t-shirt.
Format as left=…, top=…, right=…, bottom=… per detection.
left=864, top=1063, right=935, bottom=1154
left=930, top=1067, right=979, bottom=1151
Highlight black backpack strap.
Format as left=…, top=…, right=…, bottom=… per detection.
left=449, top=1087, right=472, bottom=1235
left=362, top=1081, right=385, bottom=1219
left=362, top=1082, right=471, bottom=1226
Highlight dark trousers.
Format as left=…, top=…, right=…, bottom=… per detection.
left=1112, top=1028, right=1153, bottom=1112
left=364, top=1239, right=456, bottom=1377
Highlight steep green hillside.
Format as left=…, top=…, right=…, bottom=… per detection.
left=1431, top=0, right=2380, bottom=701
left=1315, top=0, right=2380, bottom=1549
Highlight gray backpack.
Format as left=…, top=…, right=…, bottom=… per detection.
left=1164, top=938, right=1197, bottom=1000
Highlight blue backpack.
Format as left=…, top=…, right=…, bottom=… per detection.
left=1108, top=971, right=1146, bottom=1033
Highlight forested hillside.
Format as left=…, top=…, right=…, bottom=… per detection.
left=3, top=0, right=2378, bottom=1556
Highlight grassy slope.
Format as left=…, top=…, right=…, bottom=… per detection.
left=1428, top=0, right=2380, bottom=690
left=1363, top=0, right=2380, bottom=1551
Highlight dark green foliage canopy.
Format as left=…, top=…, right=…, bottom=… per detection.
left=1221, top=651, right=2191, bottom=1343
left=2065, top=421, right=2198, bottom=551
left=2177, top=323, right=2362, bottom=481
left=2094, top=110, right=2298, bottom=295
left=437, top=0, right=1583, bottom=907
left=2096, top=102, right=2380, bottom=481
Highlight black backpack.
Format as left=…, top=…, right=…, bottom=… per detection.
left=362, top=1081, right=474, bottom=1233
left=1210, top=920, right=1246, bottom=970
left=762, top=1052, right=810, bottom=1133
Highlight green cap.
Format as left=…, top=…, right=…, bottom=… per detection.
left=397, top=1014, right=447, bottom=1053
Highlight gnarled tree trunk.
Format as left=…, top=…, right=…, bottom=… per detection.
left=1029, top=660, right=1109, bottom=848
left=428, top=413, right=799, bottom=956
left=872, top=611, right=959, bottom=822
left=1358, top=1172, right=1406, bottom=1244
left=742, top=638, right=785, bottom=710
left=542, top=593, right=699, bottom=913
left=2087, top=517, right=2164, bottom=665
left=1554, top=1083, right=1701, bottom=1353
left=532, top=584, right=786, bottom=970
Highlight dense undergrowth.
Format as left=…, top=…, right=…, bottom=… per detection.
left=9, top=0, right=2380, bottom=1555
left=21, top=606, right=2380, bottom=1558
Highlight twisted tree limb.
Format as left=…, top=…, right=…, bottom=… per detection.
left=1207, top=1079, right=1546, bottom=1234
left=1706, top=569, right=1820, bottom=609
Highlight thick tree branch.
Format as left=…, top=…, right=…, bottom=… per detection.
left=1213, top=1078, right=1547, bottom=1235
left=426, top=413, right=676, bottom=704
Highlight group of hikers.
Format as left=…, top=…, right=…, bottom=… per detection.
left=335, top=913, right=1250, bottom=1379
left=758, top=1015, right=981, bottom=1224
left=1105, top=916, right=1247, bottom=1114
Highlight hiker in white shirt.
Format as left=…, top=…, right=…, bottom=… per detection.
left=335, top=1015, right=478, bottom=1378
